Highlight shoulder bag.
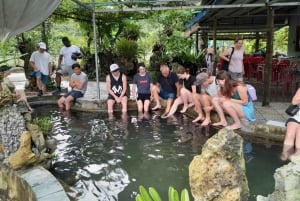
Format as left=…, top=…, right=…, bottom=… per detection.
left=222, top=47, right=234, bottom=71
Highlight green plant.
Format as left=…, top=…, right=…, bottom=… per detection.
left=135, top=185, right=190, bottom=201
left=32, top=116, right=53, bottom=135
left=0, top=33, right=12, bottom=65
left=116, top=38, right=138, bottom=60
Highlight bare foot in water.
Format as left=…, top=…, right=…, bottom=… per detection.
left=181, top=103, right=194, bottom=113
left=226, top=123, right=242, bottom=130
left=201, top=118, right=211, bottom=126
left=180, top=106, right=189, bottom=113
left=152, top=105, right=161, bottom=111
left=212, top=121, right=227, bottom=127
left=192, top=115, right=205, bottom=123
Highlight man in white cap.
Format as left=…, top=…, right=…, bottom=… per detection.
left=106, top=63, right=128, bottom=113
left=192, top=72, right=219, bottom=126
left=29, top=42, right=52, bottom=96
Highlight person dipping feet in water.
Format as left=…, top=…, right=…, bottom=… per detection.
left=212, top=70, right=255, bottom=130
left=57, top=63, right=88, bottom=111
left=162, top=66, right=196, bottom=118
left=151, top=63, right=180, bottom=118
left=192, top=72, right=219, bottom=126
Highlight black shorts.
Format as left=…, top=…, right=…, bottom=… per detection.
left=137, top=93, right=151, bottom=102
left=108, top=93, right=127, bottom=100
left=286, top=117, right=300, bottom=126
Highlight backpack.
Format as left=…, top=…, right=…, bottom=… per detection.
left=246, top=84, right=257, bottom=101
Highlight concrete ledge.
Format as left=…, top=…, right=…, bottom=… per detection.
left=19, top=166, right=69, bottom=201
left=0, top=165, right=69, bottom=201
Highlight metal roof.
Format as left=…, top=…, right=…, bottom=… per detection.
left=186, top=0, right=300, bottom=36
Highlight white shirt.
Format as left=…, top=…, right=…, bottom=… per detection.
left=29, top=51, right=51, bottom=75
left=59, top=45, right=81, bottom=66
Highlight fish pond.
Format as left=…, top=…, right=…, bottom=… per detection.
left=32, top=105, right=285, bottom=201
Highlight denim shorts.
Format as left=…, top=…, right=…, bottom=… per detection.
left=229, top=71, right=243, bottom=80
left=63, top=90, right=84, bottom=99
left=159, top=89, right=176, bottom=100
left=32, top=72, right=49, bottom=85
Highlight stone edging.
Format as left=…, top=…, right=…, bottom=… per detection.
left=0, top=165, right=69, bottom=201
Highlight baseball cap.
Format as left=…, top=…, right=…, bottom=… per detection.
left=110, top=64, right=120, bottom=72
left=195, top=72, right=209, bottom=86
left=38, top=42, right=46, bottom=49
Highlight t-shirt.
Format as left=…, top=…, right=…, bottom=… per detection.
left=157, top=72, right=179, bottom=93
left=59, top=45, right=81, bottom=66
left=29, top=51, right=51, bottom=75
left=71, top=72, right=88, bottom=94
left=181, top=75, right=196, bottom=92
left=133, top=72, right=152, bottom=94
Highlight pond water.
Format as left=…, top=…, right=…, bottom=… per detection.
left=32, top=105, right=285, bottom=201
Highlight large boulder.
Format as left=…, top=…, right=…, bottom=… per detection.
left=257, top=155, right=300, bottom=201
left=189, top=128, right=249, bottom=201
left=7, top=131, right=39, bottom=170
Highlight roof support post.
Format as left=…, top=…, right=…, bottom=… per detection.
left=92, top=0, right=100, bottom=101
left=262, top=6, right=274, bottom=106
left=213, top=18, right=217, bottom=75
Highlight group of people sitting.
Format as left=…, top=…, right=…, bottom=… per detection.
left=106, top=62, right=256, bottom=130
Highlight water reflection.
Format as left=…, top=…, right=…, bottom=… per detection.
left=32, top=106, right=283, bottom=201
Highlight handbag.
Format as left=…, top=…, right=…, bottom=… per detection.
left=285, top=104, right=299, bottom=116
left=222, top=47, right=234, bottom=71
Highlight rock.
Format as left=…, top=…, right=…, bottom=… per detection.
left=189, top=128, right=249, bottom=201
left=27, top=124, right=45, bottom=152
left=256, top=155, right=300, bottom=201
left=8, top=131, right=39, bottom=170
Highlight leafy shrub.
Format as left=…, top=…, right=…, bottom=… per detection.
left=32, top=116, right=53, bottom=135
left=116, top=38, right=138, bottom=60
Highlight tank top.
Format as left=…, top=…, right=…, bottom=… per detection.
left=110, top=72, right=124, bottom=97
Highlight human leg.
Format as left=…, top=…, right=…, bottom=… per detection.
left=121, top=96, right=128, bottom=113
left=151, top=85, right=161, bottom=110
left=64, top=95, right=75, bottom=110
left=165, top=97, right=183, bottom=117
left=192, top=94, right=204, bottom=123
left=53, top=72, right=62, bottom=94
left=143, top=100, right=151, bottom=112
left=107, top=99, right=115, bottom=113
left=57, top=96, right=66, bottom=108
left=201, top=94, right=213, bottom=126
left=41, top=74, right=49, bottom=94
left=180, top=88, right=193, bottom=113
left=211, top=97, right=227, bottom=126
left=294, top=126, right=300, bottom=156
left=137, top=100, right=143, bottom=113
left=281, top=121, right=298, bottom=160
left=222, top=100, right=243, bottom=130
left=162, top=98, right=174, bottom=116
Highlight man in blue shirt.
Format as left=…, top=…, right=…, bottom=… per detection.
left=151, top=63, right=180, bottom=117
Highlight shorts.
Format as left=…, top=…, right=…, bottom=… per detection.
left=63, top=90, right=84, bottom=100
left=229, top=71, right=243, bottom=80
left=159, top=89, right=176, bottom=100
left=57, top=65, right=73, bottom=78
left=107, top=93, right=127, bottom=100
left=242, top=101, right=256, bottom=121
left=137, top=93, right=151, bottom=102
left=31, top=71, right=49, bottom=85
left=286, top=117, right=300, bottom=126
